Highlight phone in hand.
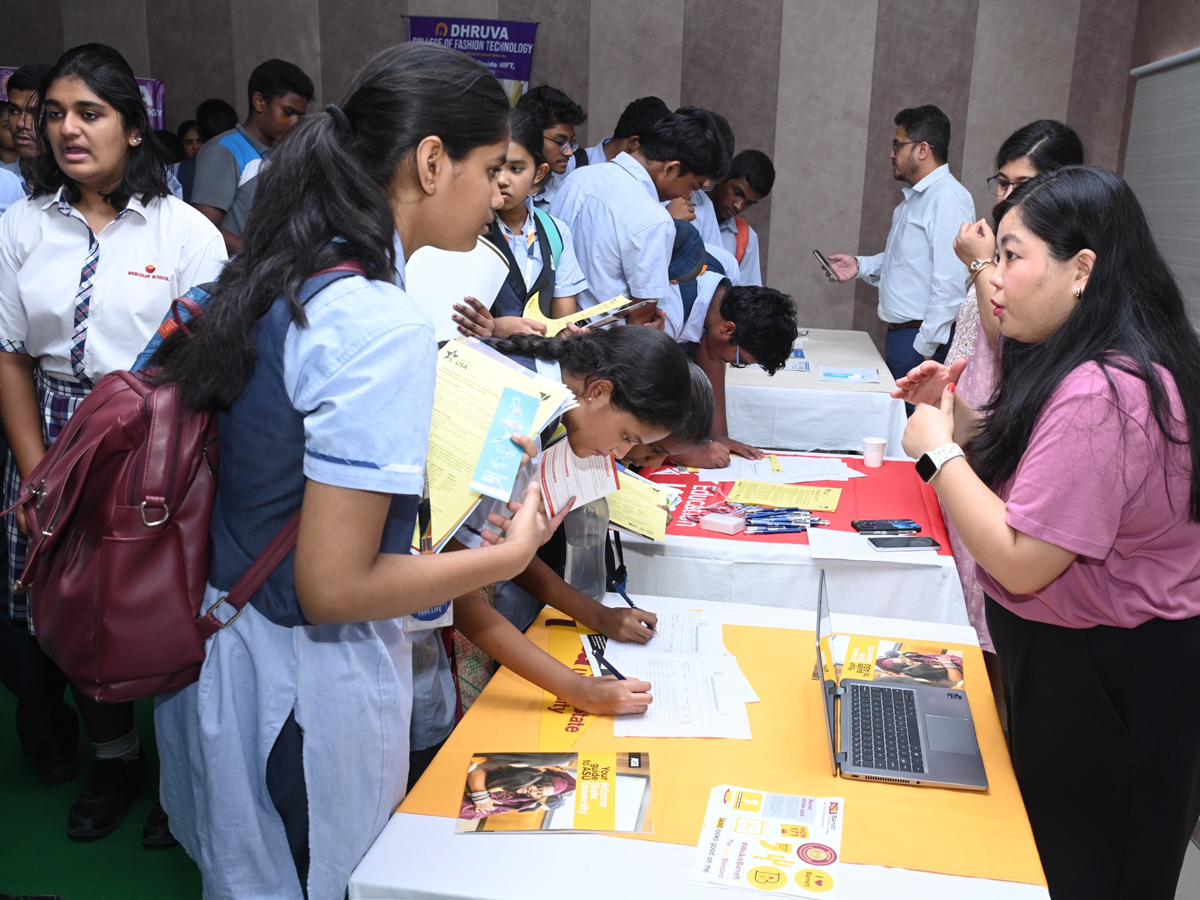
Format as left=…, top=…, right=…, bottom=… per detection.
left=813, top=249, right=840, bottom=281
left=868, top=536, right=941, bottom=552
left=852, top=519, right=921, bottom=535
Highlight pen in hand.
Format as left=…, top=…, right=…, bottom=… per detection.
left=592, top=651, right=627, bottom=681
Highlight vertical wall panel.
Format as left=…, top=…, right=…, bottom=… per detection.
left=230, top=0, right=324, bottom=117
left=147, top=0, right=238, bottom=129
left=959, top=0, right=1079, bottom=221
left=1066, top=0, right=1138, bottom=171
left=0, top=3, right=64, bottom=71
left=61, top=0, right=151, bottom=75
left=853, top=0, right=980, bottom=348
left=498, top=0, right=590, bottom=140
left=768, top=0, right=878, bottom=327
left=319, top=0, right=409, bottom=105
left=587, top=0, right=684, bottom=144
left=407, top=0, right=499, bottom=18
left=681, top=0, right=783, bottom=276
left=1132, top=0, right=1200, bottom=67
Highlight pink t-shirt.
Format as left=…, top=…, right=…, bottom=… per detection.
left=977, top=361, right=1200, bottom=629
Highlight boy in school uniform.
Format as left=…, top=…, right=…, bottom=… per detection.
left=516, top=85, right=588, bottom=212
left=550, top=106, right=732, bottom=326
left=701, top=149, right=776, bottom=286
left=568, top=95, right=671, bottom=172
left=191, top=59, right=313, bottom=254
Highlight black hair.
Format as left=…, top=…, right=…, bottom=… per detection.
left=639, top=106, right=731, bottom=181
left=483, top=766, right=553, bottom=793
left=247, top=58, right=314, bottom=109
left=613, top=96, right=670, bottom=140
left=6, top=63, right=51, bottom=95
left=156, top=129, right=184, bottom=164
left=712, top=111, right=735, bottom=169
left=727, top=149, right=775, bottom=198
left=32, top=43, right=169, bottom=208
left=995, top=119, right=1084, bottom=173
left=894, top=105, right=950, bottom=164
left=177, top=118, right=199, bottom=139
left=507, top=107, right=549, bottom=186
left=154, top=42, right=510, bottom=411
left=969, top=166, right=1200, bottom=521
left=487, top=328, right=692, bottom=434
left=516, top=84, right=586, bottom=128
left=720, top=284, right=798, bottom=375
left=195, top=98, right=238, bottom=141
left=679, top=362, right=715, bottom=444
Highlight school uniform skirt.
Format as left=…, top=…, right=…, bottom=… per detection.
left=985, top=596, right=1200, bottom=900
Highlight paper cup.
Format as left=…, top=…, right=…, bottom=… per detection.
left=862, top=437, right=887, bottom=467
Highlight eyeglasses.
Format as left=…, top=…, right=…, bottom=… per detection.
left=544, top=133, right=580, bottom=154
left=729, top=344, right=749, bottom=369
left=986, top=174, right=1028, bottom=196
left=892, top=140, right=921, bottom=153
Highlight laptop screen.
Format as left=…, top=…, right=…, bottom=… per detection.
left=814, top=570, right=840, bottom=776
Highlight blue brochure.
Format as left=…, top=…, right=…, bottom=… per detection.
left=470, top=386, right=540, bottom=502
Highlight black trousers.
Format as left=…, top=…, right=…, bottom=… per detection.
left=0, top=603, right=77, bottom=756
left=985, top=596, right=1200, bottom=899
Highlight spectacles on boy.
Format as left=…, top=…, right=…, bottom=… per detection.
left=544, top=132, right=580, bottom=155
left=729, top=344, right=749, bottom=369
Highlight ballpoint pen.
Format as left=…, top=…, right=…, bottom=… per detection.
left=592, top=651, right=627, bottom=680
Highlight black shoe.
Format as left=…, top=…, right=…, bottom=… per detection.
left=141, top=799, right=179, bottom=849
left=33, top=737, right=79, bottom=785
left=65, top=749, right=148, bottom=840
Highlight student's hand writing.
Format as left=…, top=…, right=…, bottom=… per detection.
left=493, top=316, right=548, bottom=338
left=597, top=605, right=658, bottom=643
left=572, top=675, right=654, bottom=716
left=902, top=382, right=957, bottom=459
left=715, top=435, right=763, bottom=461
left=666, top=196, right=695, bottom=221
left=825, top=254, right=859, bottom=283
left=453, top=296, right=494, bottom=338
left=954, top=219, right=996, bottom=267
left=891, top=357, right=967, bottom=407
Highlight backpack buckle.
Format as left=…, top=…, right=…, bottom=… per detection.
left=140, top=501, right=171, bottom=527
left=207, top=594, right=244, bottom=629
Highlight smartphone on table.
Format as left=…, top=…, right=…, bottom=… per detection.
left=868, top=536, right=941, bottom=552
left=851, top=519, right=921, bottom=535
left=813, top=249, right=840, bottom=281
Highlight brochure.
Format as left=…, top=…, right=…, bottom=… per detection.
left=539, top=436, right=620, bottom=518
left=814, top=633, right=965, bottom=688
left=405, top=237, right=510, bottom=343
left=607, top=465, right=680, bottom=541
left=455, top=751, right=653, bottom=834
left=726, top=480, right=842, bottom=512
left=469, top=386, right=540, bottom=502
left=521, top=293, right=631, bottom=336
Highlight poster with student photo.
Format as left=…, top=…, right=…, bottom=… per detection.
left=814, top=636, right=965, bottom=688
left=456, top=751, right=653, bottom=834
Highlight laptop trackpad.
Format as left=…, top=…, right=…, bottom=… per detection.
left=925, top=715, right=977, bottom=754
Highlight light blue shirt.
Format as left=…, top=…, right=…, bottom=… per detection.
left=550, top=152, right=674, bottom=310
left=0, top=167, right=25, bottom=216
left=689, top=189, right=722, bottom=247
left=855, top=164, right=975, bottom=356
left=496, top=198, right=588, bottom=298
left=565, top=138, right=611, bottom=174
left=719, top=216, right=762, bottom=287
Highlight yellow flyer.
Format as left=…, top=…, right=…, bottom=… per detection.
left=608, top=468, right=678, bottom=541
left=727, top=480, right=842, bottom=512
left=522, top=293, right=630, bottom=336
left=538, top=624, right=597, bottom=751
left=573, top=752, right=618, bottom=831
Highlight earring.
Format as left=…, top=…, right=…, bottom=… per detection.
left=132, top=137, right=142, bottom=145
left=1075, top=287, right=1082, bottom=299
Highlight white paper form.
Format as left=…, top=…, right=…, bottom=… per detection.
left=405, top=238, right=511, bottom=343
left=694, top=456, right=778, bottom=482
left=603, top=613, right=724, bottom=659
left=613, top=654, right=752, bottom=739
left=807, top=528, right=943, bottom=567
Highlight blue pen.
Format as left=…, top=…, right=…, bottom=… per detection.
left=746, top=524, right=806, bottom=534
left=592, top=651, right=627, bottom=680
left=615, top=584, right=639, bottom=610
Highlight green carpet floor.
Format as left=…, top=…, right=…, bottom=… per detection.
left=0, top=689, right=201, bottom=899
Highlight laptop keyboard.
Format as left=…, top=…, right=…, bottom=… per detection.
left=849, top=683, right=924, bottom=774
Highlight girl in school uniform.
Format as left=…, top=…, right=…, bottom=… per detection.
left=452, top=108, right=588, bottom=338
left=0, top=43, right=225, bottom=844
left=150, top=44, right=548, bottom=900
left=898, top=166, right=1200, bottom=899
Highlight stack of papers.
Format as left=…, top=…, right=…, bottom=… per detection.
left=580, top=613, right=757, bottom=739
left=694, top=455, right=864, bottom=485
left=608, top=465, right=681, bottom=541
left=692, top=785, right=844, bottom=897
left=726, top=481, right=842, bottom=512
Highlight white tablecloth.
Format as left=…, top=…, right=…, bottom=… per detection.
left=349, top=596, right=1047, bottom=900
left=726, top=328, right=906, bottom=456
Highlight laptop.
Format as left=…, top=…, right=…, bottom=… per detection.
left=815, top=570, right=988, bottom=790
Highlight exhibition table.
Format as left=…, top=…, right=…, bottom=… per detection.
left=349, top=595, right=1047, bottom=899
left=726, top=329, right=906, bottom=455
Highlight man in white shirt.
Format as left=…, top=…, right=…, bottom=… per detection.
left=826, top=105, right=974, bottom=381
left=550, top=107, right=731, bottom=326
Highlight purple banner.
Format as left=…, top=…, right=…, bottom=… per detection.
left=407, top=16, right=538, bottom=103
left=1, top=67, right=165, bottom=130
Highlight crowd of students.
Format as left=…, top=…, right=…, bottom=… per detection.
left=0, top=35, right=1197, bottom=900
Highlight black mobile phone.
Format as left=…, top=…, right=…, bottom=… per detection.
left=868, top=536, right=941, bottom=552
left=813, top=249, right=839, bottom=281
left=851, top=519, right=921, bottom=535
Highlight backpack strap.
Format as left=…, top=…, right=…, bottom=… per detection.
left=573, top=148, right=590, bottom=169
left=531, top=207, right=563, bottom=270
left=734, top=216, right=750, bottom=264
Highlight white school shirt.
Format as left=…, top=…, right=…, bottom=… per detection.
left=672, top=270, right=730, bottom=344
left=565, top=138, right=611, bottom=175
left=705, top=242, right=741, bottom=287
left=0, top=167, right=24, bottom=215
left=549, top=151, right=674, bottom=310
left=719, top=216, right=763, bottom=286
left=0, top=189, right=226, bottom=381
left=661, top=189, right=722, bottom=250
left=855, top=164, right=975, bottom=356
left=495, top=197, right=588, bottom=297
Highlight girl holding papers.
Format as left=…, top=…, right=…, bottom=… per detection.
left=897, top=166, right=1200, bottom=900
left=149, top=44, right=550, bottom=900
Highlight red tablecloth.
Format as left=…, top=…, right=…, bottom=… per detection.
left=643, top=454, right=952, bottom=555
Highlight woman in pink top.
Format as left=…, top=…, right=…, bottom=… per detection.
left=897, top=166, right=1200, bottom=899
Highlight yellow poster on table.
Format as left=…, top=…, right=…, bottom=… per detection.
left=608, top=469, right=677, bottom=541
left=538, top=624, right=597, bottom=751
left=574, top=752, right=618, bottom=831
left=727, top=480, right=842, bottom=512
left=522, top=293, right=630, bottom=336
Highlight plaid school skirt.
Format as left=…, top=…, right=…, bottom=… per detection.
left=4, top=369, right=92, bottom=631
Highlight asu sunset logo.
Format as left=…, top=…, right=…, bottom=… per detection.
left=145, top=264, right=156, bottom=274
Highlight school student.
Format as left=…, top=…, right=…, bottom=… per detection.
left=570, top=95, right=670, bottom=171
left=897, top=166, right=1200, bottom=899
left=703, top=149, right=776, bottom=286
left=453, top=109, right=586, bottom=338
left=3, top=63, right=51, bottom=191
left=151, top=44, right=547, bottom=900
left=623, top=361, right=715, bottom=469
left=191, top=59, right=313, bottom=255
left=515, top=85, right=587, bottom=212
left=0, top=43, right=226, bottom=845
left=550, top=107, right=731, bottom=325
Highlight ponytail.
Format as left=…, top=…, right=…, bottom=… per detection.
left=488, top=328, right=692, bottom=432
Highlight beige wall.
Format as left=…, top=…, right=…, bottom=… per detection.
left=6, top=0, right=1183, bottom=347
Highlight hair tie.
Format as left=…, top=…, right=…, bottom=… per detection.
left=325, top=103, right=353, bottom=136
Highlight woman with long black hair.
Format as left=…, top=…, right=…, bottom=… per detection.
left=151, top=43, right=548, bottom=899
left=897, top=165, right=1200, bottom=898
